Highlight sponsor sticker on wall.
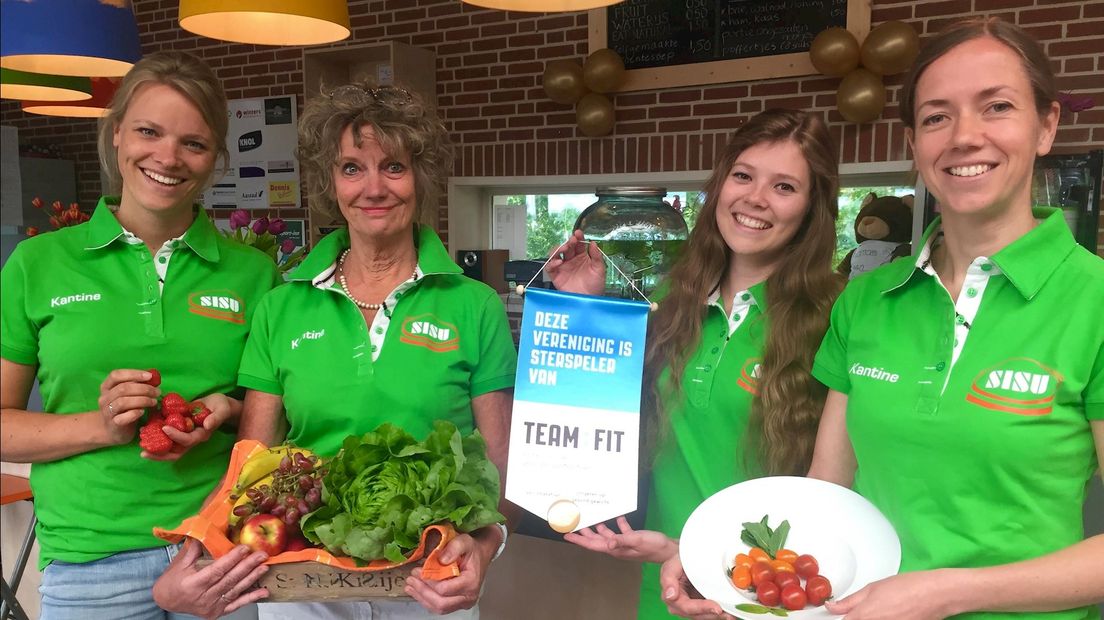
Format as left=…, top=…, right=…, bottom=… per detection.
left=203, top=96, right=300, bottom=210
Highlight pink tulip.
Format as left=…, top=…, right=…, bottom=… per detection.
left=280, top=239, right=296, bottom=254
left=268, top=218, right=287, bottom=235
left=229, top=209, right=252, bottom=230
left=251, top=217, right=270, bottom=235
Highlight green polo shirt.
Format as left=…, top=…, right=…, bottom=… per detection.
left=237, top=226, right=517, bottom=457
left=1, top=197, right=281, bottom=568
left=813, top=208, right=1103, bottom=620
left=638, top=282, right=767, bottom=620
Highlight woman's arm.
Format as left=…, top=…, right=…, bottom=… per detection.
left=404, top=388, right=515, bottom=614
left=235, top=389, right=288, bottom=445
left=1, top=359, right=157, bottom=462
left=825, top=421, right=1104, bottom=619
left=805, top=389, right=856, bottom=487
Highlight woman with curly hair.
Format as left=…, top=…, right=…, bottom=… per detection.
left=549, top=108, right=843, bottom=618
left=154, top=82, right=516, bottom=619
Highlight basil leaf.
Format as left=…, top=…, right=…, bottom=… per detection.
left=735, top=603, right=770, bottom=614
left=769, top=520, right=790, bottom=556
left=768, top=608, right=789, bottom=616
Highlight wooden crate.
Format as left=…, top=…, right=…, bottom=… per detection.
left=199, top=559, right=417, bottom=602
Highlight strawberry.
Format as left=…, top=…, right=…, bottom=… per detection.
left=139, top=419, right=174, bottom=454
left=161, top=393, right=188, bottom=418
left=190, top=402, right=212, bottom=427
left=145, top=369, right=161, bottom=387
left=164, top=413, right=194, bottom=433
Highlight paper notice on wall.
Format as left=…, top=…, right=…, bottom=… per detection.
left=203, top=96, right=300, bottom=210
left=505, top=288, right=649, bottom=532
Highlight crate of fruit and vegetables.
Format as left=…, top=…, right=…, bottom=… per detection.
left=155, top=421, right=505, bottom=602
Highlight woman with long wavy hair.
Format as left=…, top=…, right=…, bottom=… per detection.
left=549, top=108, right=843, bottom=618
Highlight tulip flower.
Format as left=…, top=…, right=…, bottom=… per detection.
left=251, top=217, right=270, bottom=235
left=228, top=209, right=252, bottom=230
left=268, top=218, right=287, bottom=235
left=280, top=238, right=296, bottom=254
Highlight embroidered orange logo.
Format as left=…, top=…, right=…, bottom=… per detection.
left=188, top=290, right=245, bottom=324
left=966, top=357, right=1061, bottom=416
left=737, top=357, right=762, bottom=396
left=400, top=314, right=459, bottom=352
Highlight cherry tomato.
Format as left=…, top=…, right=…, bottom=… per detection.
left=794, top=554, right=819, bottom=579
left=806, top=574, right=833, bottom=606
left=776, top=548, right=798, bottom=564
left=733, top=553, right=753, bottom=570
left=730, top=564, right=752, bottom=589
left=775, top=571, right=801, bottom=590
left=781, top=583, right=808, bottom=611
left=751, top=561, right=775, bottom=587
left=756, top=581, right=781, bottom=607
left=748, top=547, right=770, bottom=562
left=770, top=559, right=795, bottom=573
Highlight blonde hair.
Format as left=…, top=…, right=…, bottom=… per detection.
left=297, top=82, right=453, bottom=226
left=644, top=109, right=843, bottom=476
left=97, top=51, right=228, bottom=194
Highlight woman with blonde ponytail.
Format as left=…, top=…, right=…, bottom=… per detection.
left=549, top=108, right=843, bottom=619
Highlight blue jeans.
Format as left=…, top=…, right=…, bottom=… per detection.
left=40, top=544, right=257, bottom=620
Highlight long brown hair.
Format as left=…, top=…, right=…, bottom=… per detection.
left=643, top=109, right=842, bottom=476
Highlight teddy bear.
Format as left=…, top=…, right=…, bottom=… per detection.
left=837, top=192, right=914, bottom=280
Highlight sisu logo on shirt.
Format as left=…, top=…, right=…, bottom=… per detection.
left=400, top=314, right=459, bottom=352
left=291, top=329, right=325, bottom=350
left=736, top=357, right=762, bottom=395
left=966, top=357, right=1061, bottom=416
left=188, top=290, right=245, bottom=324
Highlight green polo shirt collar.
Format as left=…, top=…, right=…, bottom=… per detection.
left=881, top=207, right=1073, bottom=299
left=290, top=225, right=463, bottom=283
left=83, top=196, right=220, bottom=262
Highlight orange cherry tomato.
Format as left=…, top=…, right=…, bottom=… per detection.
left=781, top=583, right=808, bottom=611
left=730, top=564, right=752, bottom=589
left=750, top=562, right=775, bottom=588
left=806, top=574, right=833, bottom=606
left=748, top=547, right=770, bottom=562
left=756, top=581, right=781, bottom=607
left=794, top=554, right=819, bottom=579
left=770, top=559, right=795, bottom=573
left=733, top=553, right=753, bottom=570
left=776, top=549, right=798, bottom=563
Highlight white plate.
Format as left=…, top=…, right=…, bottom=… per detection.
left=679, top=476, right=900, bottom=619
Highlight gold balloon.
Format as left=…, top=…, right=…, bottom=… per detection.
left=583, top=48, right=626, bottom=94
left=543, top=60, right=587, bottom=105
left=809, top=27, right=860, bottom=77
left=837, top=68, right=886, bottom=124
left=860, top=21, right=920, bottom=76
left=576, top=93, right=615, bottom=137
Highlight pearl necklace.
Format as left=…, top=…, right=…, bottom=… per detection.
left=337, top=248, right=417, bottom=311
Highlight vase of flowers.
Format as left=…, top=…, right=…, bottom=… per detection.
left=26, top=197, right=91, bottom=236
left=223, top=209, right=307, bottom=276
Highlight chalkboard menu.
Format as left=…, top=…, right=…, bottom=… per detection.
left=607, top=0, right=848, bottom=71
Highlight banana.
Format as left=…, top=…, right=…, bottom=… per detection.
left=230, top=444, right=313, bottom=499
left=228, top=472, right=274, bottom=526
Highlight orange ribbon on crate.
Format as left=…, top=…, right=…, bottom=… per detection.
left=154, top=439, right=461, bottom=580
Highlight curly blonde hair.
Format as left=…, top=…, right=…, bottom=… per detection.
left=644, top=109, right=843, bottom=477
left=298, top=82, right=453, bottom=225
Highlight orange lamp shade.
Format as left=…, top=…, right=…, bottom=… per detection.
left=21, top=77, right=119, bottom=118
left=179, top=0, right=351, bottom=46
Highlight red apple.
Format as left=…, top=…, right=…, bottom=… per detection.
left=238, top=513, right=288, bottom=555
left=285, top=535, right=311, bottom=552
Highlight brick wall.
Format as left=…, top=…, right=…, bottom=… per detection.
left=2, top=0, right=1101, bottom=250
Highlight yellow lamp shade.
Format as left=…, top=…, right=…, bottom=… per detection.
left=179, top=0, right=351, bottom=46
left=1, top=68, right=92, bottom=102
left=22, top=77, right=118, bottom=118
left=462, top=0, right=624, bottom=10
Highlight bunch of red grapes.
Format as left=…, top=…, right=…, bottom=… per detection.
left=233, top=452, right=326, bottom=533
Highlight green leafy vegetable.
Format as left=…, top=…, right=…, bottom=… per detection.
left=735, top=603, right=771, bottom=614
left=301, top=421, right=505, bottom=563
left=740, top=514, right=791, bottom=559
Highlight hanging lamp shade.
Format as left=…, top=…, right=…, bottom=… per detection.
left=21, top=77, right=118, bottom=118
left=0, top=0, right=141, bottom=77
left=1, top=68, right=93, bottom=101
left=461, top=0, right=624, bottom=10
left=179, top=0, right=351, bottom=46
